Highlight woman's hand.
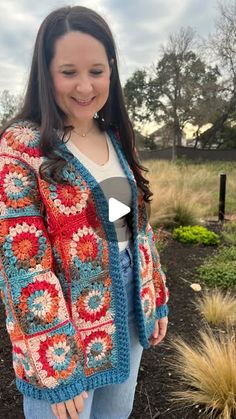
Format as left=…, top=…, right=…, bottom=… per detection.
left=51, top=391, right=88, bottom=419
left=149, top=316, right=168, bottom=346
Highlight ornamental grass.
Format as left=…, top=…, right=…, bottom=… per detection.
left=166, top=326, right=236, bottom=419
left=194, top=288, right=236, bottom=327
left=144, top=160, right=236, bottom=227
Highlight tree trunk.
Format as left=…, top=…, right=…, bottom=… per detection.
left=172, top=133, right=176, bottom=161
left=194, top=127, right=200, bottom=149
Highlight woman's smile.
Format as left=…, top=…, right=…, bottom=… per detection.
left=71, top=96, right=96, bottom=106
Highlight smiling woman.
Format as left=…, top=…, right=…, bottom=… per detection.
left=49, top=31, right=112, bottom=132
left=0, top=5, right=169, bottom=419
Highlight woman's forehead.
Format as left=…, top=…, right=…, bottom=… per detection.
left=52, top=31, right=109, bottom=65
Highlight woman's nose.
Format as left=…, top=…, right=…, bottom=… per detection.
left=75, top=77, right=93, bottom=95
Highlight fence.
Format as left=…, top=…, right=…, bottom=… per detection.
left=139, top=146, right=236, bottom=161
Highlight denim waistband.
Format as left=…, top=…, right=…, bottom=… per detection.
left=119, top=241, right=133, bottom=268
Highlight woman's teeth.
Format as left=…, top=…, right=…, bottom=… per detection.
left=73, top=97, right=94, bottom=106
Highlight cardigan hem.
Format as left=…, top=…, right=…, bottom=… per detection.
left=16, top=367, right=130, bottom=404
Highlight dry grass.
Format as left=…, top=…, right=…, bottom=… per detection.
left=194, top=289, right=236, bottom=327
left=143, top=160, right=236, bottom=227
left=222, top=222, right=236, bottom=246
left=166, top=326, right=236, bottom=419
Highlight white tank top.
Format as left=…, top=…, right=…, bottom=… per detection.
left=65, top=132, right=132, bottom=251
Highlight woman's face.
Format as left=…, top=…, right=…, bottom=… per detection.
left=50, top=31, right=112, bottom=126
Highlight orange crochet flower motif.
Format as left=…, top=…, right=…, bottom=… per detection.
left=70, top=228, right=100, bottom=262
left=12, top=235, right=39, bottom=261
left=2, top=221, right=51, bottom=272
left=77, top=234, right=98, bottom=262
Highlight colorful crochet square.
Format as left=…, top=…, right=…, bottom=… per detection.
left=0, top=218, right=52, bottom=277
left=81, top=322, right=117, bottom=377
left=26, top=322, right=84, bottom=388
left=0, top=157, right=41, bottom=217
left=9, top=271, right=70, bottom=335
left=71, top=271, right=114, bottom=326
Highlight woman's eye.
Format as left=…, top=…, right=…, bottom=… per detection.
left=91, top=71, right=103, bottom=76
left=61, top=70, right=103, bottom=76
left=62, top=71, right=76, bottom=76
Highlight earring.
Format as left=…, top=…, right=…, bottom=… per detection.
left=93, top=112, right=99, bottom=119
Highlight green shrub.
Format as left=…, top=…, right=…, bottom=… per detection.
left=210, top=245, right=236, bottom=262
left=198, top=261, right=236, bottom=289
left=172, top=225, right=220, bottom=245
left=197, top=246, right=236, bottom=289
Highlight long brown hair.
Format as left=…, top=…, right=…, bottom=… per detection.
left=2, top=6, right=153, bottom=202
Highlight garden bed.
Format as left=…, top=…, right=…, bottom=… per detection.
left=131, top=234, right=219, bottom=419
left=0, top=227, right=228, bottom=418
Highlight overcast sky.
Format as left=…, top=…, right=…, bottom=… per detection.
left=0, top=0, right=220, bottom=95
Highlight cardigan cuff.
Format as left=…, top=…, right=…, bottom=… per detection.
left=155, top=304, right=169, bottom=320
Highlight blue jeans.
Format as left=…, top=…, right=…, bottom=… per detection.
left=23, top=243, right=143, bottom=419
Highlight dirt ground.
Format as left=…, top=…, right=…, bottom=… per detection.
left=0, top=227, right=224, bottom=419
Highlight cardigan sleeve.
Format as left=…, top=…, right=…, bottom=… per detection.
left=147, top=224, right=170, bottom=320
left=0, top=151, right=86, bottom=403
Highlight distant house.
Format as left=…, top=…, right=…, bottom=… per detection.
left=134, top=130, right=148, bottom=150
left=185, top=137, right=219, bottom=149
left=150, top=125, right=187, bottom=148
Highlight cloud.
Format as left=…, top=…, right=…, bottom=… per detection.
left=0, top=0, right=112, bottom=92
left=103, top=0, right=193, bottom=80
left=0, top=0, right=219, bottom=93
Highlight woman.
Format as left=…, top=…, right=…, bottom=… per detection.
left=0, top=6, right=169, bottom=419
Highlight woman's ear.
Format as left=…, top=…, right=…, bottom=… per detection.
left=109, top=58, right=114, bottom=76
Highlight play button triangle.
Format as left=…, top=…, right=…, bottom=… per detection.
left=108, top=197, right=131, bottom=222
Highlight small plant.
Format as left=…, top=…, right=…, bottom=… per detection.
left=210, top=246, right=236, bottom=261
left=173, top=225, right=220, bottom=245
left=197, top=246, right=236, bottom=289
left=172, top=203, right=198, bottom=227
left=166, top=326, right=236, bottom=419
left=222, top=221, right=236, bottom=245
left=194, top=289, right=236, bottom=326
left=153, top=226, right=169, bottom=253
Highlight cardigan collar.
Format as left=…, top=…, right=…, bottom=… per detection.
left=56, top=128, right=139, bottom=246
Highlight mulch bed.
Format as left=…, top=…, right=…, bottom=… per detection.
left=0, top=224, right=227, bottom=418
left=131, top=233, right=219, bottom=419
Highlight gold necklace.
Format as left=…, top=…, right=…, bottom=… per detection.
left=73, top=124, right=94, bottom=138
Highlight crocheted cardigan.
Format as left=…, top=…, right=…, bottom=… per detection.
left=0, top=120, right=169, bottom=403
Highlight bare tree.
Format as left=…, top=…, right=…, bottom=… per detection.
left=164, top=26, right=196, bottom=56
left=211, top=1, right=236, bottom=87
left=200, top=1, right=236, bottom=147
left=0, top=90, right=22, bottom=127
